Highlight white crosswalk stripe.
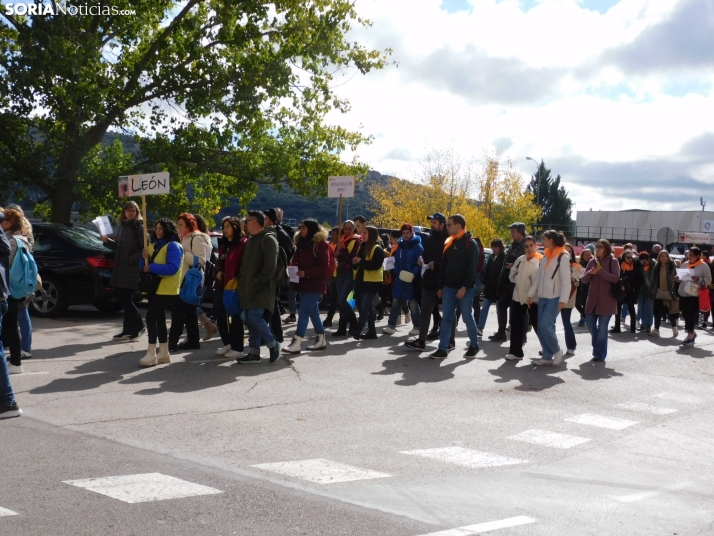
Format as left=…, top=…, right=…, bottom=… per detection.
left=416, top=515, right=537, bottom=535
left=401, top=447, right=527, bottom=469
left=654, top=392, right=702, bottom=404
left=508, top=429, right=591, bottom=449
left=565, top=413, right=639, bottom=430
left=0, top=507, right=19, bottom=517
left=251, top=459, right=392, bottom=484
left=617, top=402, right=678, bottom=415
left=63, top=473, right=222, bottom=503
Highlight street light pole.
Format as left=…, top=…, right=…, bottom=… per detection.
left=526, top=156, right=540, bottom=232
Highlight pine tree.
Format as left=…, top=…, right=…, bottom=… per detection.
left=526, top=161, right=574, bottom=236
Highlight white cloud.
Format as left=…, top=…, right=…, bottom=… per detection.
left=329, top=0, right=713, bottom=214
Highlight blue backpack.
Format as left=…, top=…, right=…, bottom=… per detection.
left=179, top=256, right=204, bottom=305
left=10, top=237, right=39, bottom=299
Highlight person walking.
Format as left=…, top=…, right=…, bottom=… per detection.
left=237, top=211, right=281, bottom=364
left=263, top=208, right=296, bottom=328
left=138, top=219, right=183, bottom=366
left=429, top=214, right=480, bottom=360
left=676, top=247, right=712, bottom=348
left=0, top=218, right=21, bottom=419
left=637, top=251, right=655, bottom=333
left=323, top=227, right=340, bottom=327
left=478, top=239, right=505, bottom=337
left=581, top=239, right=620, bottom=362
left=505, top=236, right=542, bottom=361
left=0, top=209, right=31, bottom=374
left=101, top=200, right=146, bottom=342
left=192, top=214, right=219, bottom=341
left=6, top=205, right=34, bottom=359
left=383, top=224, right=423, bottom=336
left=575, top=247, right=594, bottom=326
left=611, top=250, right=643, bottom=334
left=168, top=213, right=211, bottom=351
left=283, top=219, right=330, bottom=354
left=213, top=217, right=247, bottom=359
left=560, top=243, right=582, bottom=355
left=649, top=250, right=679, bottom=338
left=349, top=226, right=385, bottom=341
left=492, top=224, right=526, bottom=341
left=332, top=220, right=361, bottom=336
left=405, top=213, right=448, bottom=352
left=527, top=230, right=571, bottom=366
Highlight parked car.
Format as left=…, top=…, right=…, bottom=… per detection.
left=30, top=223, right=123, bottom=317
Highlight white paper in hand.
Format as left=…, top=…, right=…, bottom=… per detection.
left=93, top=216, right=112, bottom=236
left=676, top=268, right=693, bottom=281
left=421, top=264, right=429, bottom=277
left=383, top=257, right=395, bottom=271
left=287, top=266, right=300, bottom=283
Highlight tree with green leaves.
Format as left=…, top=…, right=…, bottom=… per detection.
left=526, top=160, right=574, bottom=235
left=0, top=1, right=388, bottom=224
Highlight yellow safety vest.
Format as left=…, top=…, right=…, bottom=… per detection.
left=149, top=242, right=184, bottom=296
left=361, top=244, right=384, bottom=283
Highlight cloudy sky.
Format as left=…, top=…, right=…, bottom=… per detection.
left=330, top=0, right=714, bottom=215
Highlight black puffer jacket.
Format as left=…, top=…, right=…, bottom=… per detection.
left=498, top=239, right=526, bottom=292
left=421, top=229, right=448, bottom=290
left=105, top=219, right=146, bottom=290
left=482, top=252, right=505, bottom=300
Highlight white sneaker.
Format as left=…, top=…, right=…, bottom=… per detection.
left=505, top=354, right=523, bottom=361
left=649, top=329, right=660, bottom=337
left=382, top=326, right=396, bottom=334
left=553, top=350, right=564, bottom=365
left=225, top=350, right=243, bottom=359
left=531, top=359, right=553, bottom=366
left=566, top=349, right=575, bottom=355
left=408, top=328, right=420, bottom=336
left=216, top=345, right=232, bottom=356
left=672, top=326, right=679, bottom=337
left=8, top=364, right=23, bottom=374
left=21, top=351, right=31, bottom=359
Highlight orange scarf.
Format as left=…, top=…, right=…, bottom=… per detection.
left=329, top=241, right=337, bottom=251
left=390, top=243, right=398, bottom=257
left=643, top=263, right=651, bottom=272
left=527, top=252, right=543, bottom=261
left=340, top=232, right=355, bottom=246
left=443, top=229, right=467, bottom=253
left=544, top=246, right=566, bottom=268
left=621, top=262, right=634, bottom=272
left=688, top=259, right=704, bottom=268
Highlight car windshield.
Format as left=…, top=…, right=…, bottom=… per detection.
left=55, top=226, right=107, bottom=249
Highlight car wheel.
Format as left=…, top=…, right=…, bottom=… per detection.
left=93, top=301, right=124, bottom=313
left=30, top=274, right=69, bottom=318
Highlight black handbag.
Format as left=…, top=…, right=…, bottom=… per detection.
left=138, top=245, right=164, bottom=294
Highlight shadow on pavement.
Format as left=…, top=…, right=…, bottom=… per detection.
left=372, top=352, right=472, bottom=386
left=487, top=360, right=566, bottom=392
left=570, top=360, right=624, bottom=380
left=30, top=340, right=115, bottom=360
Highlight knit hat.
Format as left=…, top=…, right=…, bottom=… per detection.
left=585, top=243, right=596, bottom=254
left=262, top=208, right=278, bottom=225
left=400, top=223, right=413, bottom=233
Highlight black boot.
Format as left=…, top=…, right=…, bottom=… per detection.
left=332, top=318, right=348, bottom=336
left=323, top=314, right=334, bottom=328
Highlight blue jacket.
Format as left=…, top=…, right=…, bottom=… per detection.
left=393, top=234, right=424, bottom=301
left=139, top=239, right=182, bottom=276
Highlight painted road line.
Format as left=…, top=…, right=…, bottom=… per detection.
left=401, top=447, right=527, bottom=469
left=508, top=429, right=591, bottom=449
left=654, top=392, right=702, bottom=404
left=617, top=402, right=678, bottom=415
left=417, top=516, right=537, bottom=535
left=565, top=414, right=639, bottom=430
left=63, top=473, right=222, bottom=503
left=251, top=459, right=391, bottom=484
left=614, top=481, right=692, bottom=503
left=11, top=372, right=49, bottom=376
left=0, top=507, right=19, bottom=517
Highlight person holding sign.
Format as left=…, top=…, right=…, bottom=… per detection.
left=332, top=220, right=362, bottom=337
left=283, top=219, right=330, bottom=354
left=101, top=201, right=147, bottom=342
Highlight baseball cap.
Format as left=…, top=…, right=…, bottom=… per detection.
left=427, top=212, right=446, bottom=223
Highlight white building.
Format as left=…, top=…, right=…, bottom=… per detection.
left=575, top=210, right=714, bottom=246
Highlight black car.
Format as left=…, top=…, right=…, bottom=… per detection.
left=30, top=223, right=122, bottom=317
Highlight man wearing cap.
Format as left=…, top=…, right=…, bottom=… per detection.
left=406, top=213, right=449, bottom=351
left=0, top=212, right=22, bottom=418
left=491, top=222, right=526, bottom=341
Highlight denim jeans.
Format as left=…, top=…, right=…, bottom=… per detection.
left=0, top=301, right=16, bottom=407
left=244, top=308, right=276, bottom=355
left=18, top=304, right=31, bottom=353
left=356, top=291, right=377, bottom=333
left=536, top=297, right=561, bottom=360
left=336, top=271, right=355, bottom=324
left=638, top=294, right=653, bottom=329
left=439, top=286, right=479, bottom=350
left=560, top=307, right=576, bottom=351
left=388, top=298, right=420, bottom=328
left=295, top=292, right=325, bottom=337
left=586, top=314, right=612, bottom=360
left=478, top=298, right=494, bottom=330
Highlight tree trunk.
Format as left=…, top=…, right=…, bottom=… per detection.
left=50, top=179, right=75, bottom=223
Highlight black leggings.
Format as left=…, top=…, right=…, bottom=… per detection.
left=653, top=299, right=678, bottom=331
left=509, top=301, right=538, bottom=358
left=116, top=288, right=144, bottom=336
left=616, top=299, right=637, bottom=332
left=1, top=297, right=21, bottom=365
left=679, top=296, right=699, bottom=334
left=169, top=298, right=199, bottom=347
left=146, top=294, right=175, bottom=344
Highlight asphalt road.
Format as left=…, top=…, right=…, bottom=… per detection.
left=2, top=304, right=714, bottom=535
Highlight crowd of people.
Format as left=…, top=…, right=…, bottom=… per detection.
left=2, top=205, right=714, bottom=420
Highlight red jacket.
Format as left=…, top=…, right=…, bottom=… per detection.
left=290, top=230, right=329, bottom=294
left=215, top=237, right=247, bottom=290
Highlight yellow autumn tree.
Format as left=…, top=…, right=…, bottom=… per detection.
left=370, top=148, right=540, bottom=243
